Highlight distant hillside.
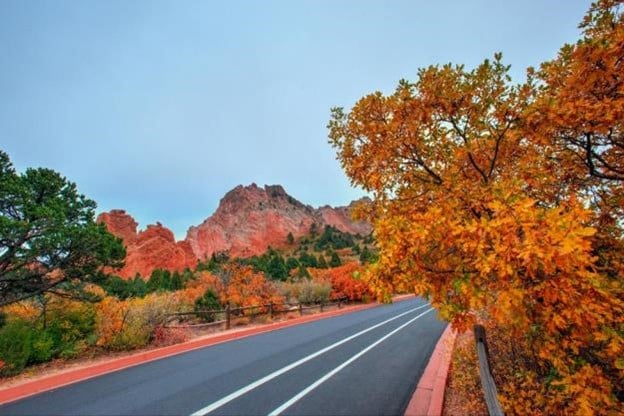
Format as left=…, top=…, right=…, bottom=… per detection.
left=98, top=184, right=371, bottom=278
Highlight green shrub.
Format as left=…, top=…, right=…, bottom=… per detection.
left=0, top=320, right=33, bottom=376
left=194, top=289, right=222, bottom=322
left=109, top=324, right=151, bottom=350
left=45, top=302, right=96, bottom=358
left=0, top=300, right=99, bottom=375
left=30, top=330, right=55, bottom=363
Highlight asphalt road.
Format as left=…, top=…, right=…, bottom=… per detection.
left=1, top=297, right=446, bottom=416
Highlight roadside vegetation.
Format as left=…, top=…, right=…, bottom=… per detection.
left=0, top=149, right=377, bottom=377
left=329, top=1, right=623, bottom=413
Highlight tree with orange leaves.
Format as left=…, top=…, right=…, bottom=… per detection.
left=218, top=264, right=283, bottom=308
left=328, top=1, right=623, bottom=413
left=311, top=262, right=372, bottom=301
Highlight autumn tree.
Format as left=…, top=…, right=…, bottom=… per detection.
left=217, top=264, right=283, bottom=308
left=0, top=151, right=125, bottom=306
left=311, top=262, right=372, bottom=302
left=531, top=1, right=624, bottom=184
left=328, top=1, right=623, bottom=412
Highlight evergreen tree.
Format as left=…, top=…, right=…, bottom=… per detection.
left=170, top=271, right=183, bottom=290
left=267, top=254, right=288, bottom=281
left=329, top=252, right=342, bottom=268
left=0, top=151, right=125, bottom=306
left=286, top=257, right=300, bottom=271
left=194, top=289, right=222, bottom=322
left=207, top=253, right=219, bottom=271
left=131, top=276, right=147, bottom=297
left=161, top=270, right=172, bottom=290
left=102, top=275, right=129, bottom=299
left=147, top=270, right=163, bottom=292
left=298, top=252, right=318, bottom=268
left=360, top=246, right=372, bottom=264
left=147, top=269, right=172, bottom=292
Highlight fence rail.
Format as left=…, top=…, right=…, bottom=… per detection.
left=165, top=298, right=348, bottom=330
left=474, top=324, right=504, bottom=416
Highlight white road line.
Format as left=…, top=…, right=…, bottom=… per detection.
left=189, top=303, right=430, bottom=416
left=267, top=308, right=434, bottom=416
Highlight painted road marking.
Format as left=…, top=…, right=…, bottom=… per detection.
left=268, top=308, right=435, bottom=416
left=190, top=303, right=430, bottom=416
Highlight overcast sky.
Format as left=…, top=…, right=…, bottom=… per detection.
left=1, top=0, right=589, bottom=239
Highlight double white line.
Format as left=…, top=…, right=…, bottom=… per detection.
left=191, top=303, right=433, bottom=416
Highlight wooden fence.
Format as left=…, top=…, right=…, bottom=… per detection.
left=474, top=324, right=505, bottom=416
left=165, top=297, right=349, bottom=330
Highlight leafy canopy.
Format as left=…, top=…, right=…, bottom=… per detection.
left=328, top=1, right=623, bottom=412
left=0, top=151, right=125, bottom=306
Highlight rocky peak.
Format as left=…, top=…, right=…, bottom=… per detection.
left=139, top=223, right=176, bottom=243
left=185, top=184, right=370, bottom=259
left=97, top=209, right=138, bottom=244
left=213, top=183, right=312, bottom=217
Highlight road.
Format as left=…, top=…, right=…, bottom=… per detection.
left=0, top=297, right=446, bottom=416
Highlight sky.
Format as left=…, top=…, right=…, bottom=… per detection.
left=1, top=0, right=590, bottom=239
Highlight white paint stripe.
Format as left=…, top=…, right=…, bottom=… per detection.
left=267, top=308, right=434, bottom=416
left=189, top=303, right=430, bottom=416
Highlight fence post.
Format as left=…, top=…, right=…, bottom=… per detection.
left=320, top=300, right=324, bottom=312
left=299, top=303, right=303, bottom=316
left=225, top=304, right=231, bottom=330
left=269, top=302, right=274, bottom=319
left=474, top=325, right=504, bottom=416
left=338, top=298, right=342, bottom=309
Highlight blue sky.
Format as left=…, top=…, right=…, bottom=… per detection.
left=1, top=0, right=589, bottom=239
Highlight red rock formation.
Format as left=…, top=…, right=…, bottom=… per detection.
left=186, top=184, right=318, bottom=259
left=96, top=209, right=138, bottom=244
left=98, top=184, right=371, bottom=277
left=317, top=198, right=372, bottom=236
left=97, top=212, right=197, bottom=279
left=185, top=184, right=372, bottom=260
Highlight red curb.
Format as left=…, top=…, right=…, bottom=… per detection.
left=0, top=295, right=415, bottom=405
left=404, top=324, right=457, bottom=416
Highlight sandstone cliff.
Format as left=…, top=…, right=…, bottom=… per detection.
left=97, top=211, right=197, bottom=279
left=186, top=184, right=371, bottom=260
left=98, top=184, right=371, bottom=278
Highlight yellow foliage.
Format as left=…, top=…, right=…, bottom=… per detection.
left=2, top=301, right=40, bottom=322
left=328, top=1, right=624, bottom=412
left=95, top=292, right=181, bottom=350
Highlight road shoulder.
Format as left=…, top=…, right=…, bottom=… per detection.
left=404, top=324, right=456, bottom=416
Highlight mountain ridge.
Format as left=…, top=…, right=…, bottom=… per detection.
left=97, top=184, right=371, bottom=278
